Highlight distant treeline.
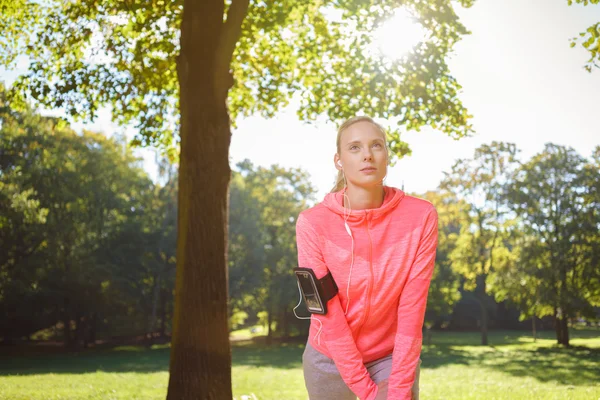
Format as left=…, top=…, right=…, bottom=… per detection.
left=1, top=88, right=598, bottom=348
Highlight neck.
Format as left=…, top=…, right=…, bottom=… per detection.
left=343, top=184, right=385, bottom=210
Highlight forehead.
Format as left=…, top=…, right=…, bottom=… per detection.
left=341, top=121, right=385, bottom=144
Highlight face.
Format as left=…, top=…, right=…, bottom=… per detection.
left=335, top=121, right=388, bottom=188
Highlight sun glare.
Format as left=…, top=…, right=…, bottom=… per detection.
left=372, top=8, right=426, bottom=60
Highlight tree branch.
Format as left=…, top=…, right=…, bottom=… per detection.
left=214, top=0, right=250, bottom=99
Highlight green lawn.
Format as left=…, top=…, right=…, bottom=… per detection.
left=0, top=329, right=598, bottom=400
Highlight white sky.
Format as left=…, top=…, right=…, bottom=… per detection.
left=1, top=0, right=599, bottom=201
left=230, top=0, right=600, bottom=200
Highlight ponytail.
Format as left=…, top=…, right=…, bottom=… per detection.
left=330, top=170, right=345, bottom=193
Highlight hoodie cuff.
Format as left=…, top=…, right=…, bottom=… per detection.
left=387, top=385, right=412, bottom=400
left=350, top=378, right=379, bottom=400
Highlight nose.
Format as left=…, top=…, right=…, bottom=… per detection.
left=362, top=148, right=374, bottom=161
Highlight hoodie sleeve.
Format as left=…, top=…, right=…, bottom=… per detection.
left=387, top=206, right=438, bottom=400
left=296, top=213, right=379, bottom=400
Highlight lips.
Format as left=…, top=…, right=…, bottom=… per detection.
left=361, top=167, right=377, bottom=171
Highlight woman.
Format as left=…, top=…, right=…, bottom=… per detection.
left=295, top=116, right=438, bottom=400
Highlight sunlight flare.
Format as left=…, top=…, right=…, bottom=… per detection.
left=372, top=8, right=426, bottom=60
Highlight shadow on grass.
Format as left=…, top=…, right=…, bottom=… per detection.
left=483, top=345, right=600, bottom=386
left=0, top=330, right=598, bottom=387
left=421, top=329, right=600, bottom=387
left=231, top=341, right=304, bottom=369
left=0, top=345, right=172, bottom=376
left=425, top=327, right=599, bottom=347
left=0, top=337, right=304, bottom=376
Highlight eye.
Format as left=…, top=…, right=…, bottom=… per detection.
left=350, top=145, right=359, bottom=150
left=373, top=143, right=383, bottom=148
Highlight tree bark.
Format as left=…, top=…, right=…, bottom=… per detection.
left=554, top=306, right=563, bottom=344
left=148, top=275, right=160, bottom=347
left=476, top=274, right=488, bottom=346
left=478, top=297, right=488, bottom=346
left=89, top=312, right=97, bottom=345
left=266, top=299, right=273, bottom=345
left=282, top=310, right=289, bottom=339
left=166, top=0, right=248, bottom=398
left=62, top=297, right=72, bottom=348
left=559, top=312, right=570, bottom=346
left=74, top=311, right=83, bottom=350
left=159, top=288, right=167, bottom=339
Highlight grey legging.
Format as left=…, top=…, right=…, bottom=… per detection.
left=302, top=341, right=421, bottom=400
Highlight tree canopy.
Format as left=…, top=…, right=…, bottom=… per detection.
left=1, top=0, right=480, bottom=158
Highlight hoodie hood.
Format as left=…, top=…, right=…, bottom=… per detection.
left=321, top=186, right=405, bottom=223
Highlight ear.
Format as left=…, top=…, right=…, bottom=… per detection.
left=334, top=154, right=342, bottom=170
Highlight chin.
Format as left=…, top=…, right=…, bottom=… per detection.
left=351, top=175, right=385, bottom=188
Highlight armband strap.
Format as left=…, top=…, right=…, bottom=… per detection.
left=318, top=270, right=338, bottom=302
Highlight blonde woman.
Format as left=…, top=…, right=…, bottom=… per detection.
left=295, top=116, right=438, bottom=400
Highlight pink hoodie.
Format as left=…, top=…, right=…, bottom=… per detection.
left=296, top=186, right=438, bottom=400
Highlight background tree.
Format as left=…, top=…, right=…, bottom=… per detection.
left=488, top=229, right=550, bottom=342
left=419, top=190, right=465, bottom=339
left=0, top=89, right=171, bottom=347
left=228, top=160, right=316, bottom=342
left=504, top=143, right=600, bottom=346
left=440, top=142, right=520, bottom=345
left=227, top=169, right=266, bottom=331
left=0, top=84, right=50, bottom=343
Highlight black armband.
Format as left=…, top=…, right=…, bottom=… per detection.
left=294, top=267, right=338, bottom=315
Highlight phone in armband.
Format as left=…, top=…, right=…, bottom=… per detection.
left=293, top=267, right=338, bottom=315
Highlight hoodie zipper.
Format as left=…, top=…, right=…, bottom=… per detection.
left=355, top=210, right=374, bottom=338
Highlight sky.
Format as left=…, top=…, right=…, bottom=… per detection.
left=1, top=0, right=599, bottom=201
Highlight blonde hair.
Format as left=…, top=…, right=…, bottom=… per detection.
left=330, top=116, right=389, bottom=193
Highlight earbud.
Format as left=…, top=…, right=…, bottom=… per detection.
left=337, top=160, right=342, bottom=167
left=344, top=222, right=352, bottom=238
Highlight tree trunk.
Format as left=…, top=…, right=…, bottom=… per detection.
left=74, top=311, right=83, bottom=350
left=479, top=298, right=488, bottom=346
left=282, top=310, right=289, bottom=339
left=82, top=314, right=89, bottom=349
left=167, top=0, right=248, bottom=398
left=62, top=297, right=72, bottom=348
left=476, top=274, right=488, bottom=346
left=147, top=275, right=160, bottom=347
left=554, top=306, right=563, bottom=344
left=266, top=300, right=273, bottom=346
left=532, top=316, right=536, bottom=343
left=424, top=325, right=432, bottom=346
left=89, top=312, right=97, bottom=345
left=559, top=313, right=570, bottom=346
left=558, top=256, right=570, bottom=347
left=159, top=288, right=167, bottom=339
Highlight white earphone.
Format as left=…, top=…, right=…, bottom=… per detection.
left=292, top=159, right=354, bottom=346
left=344, top=222, right=352, bottom=237
left=341, top=189, right=354, bottom=316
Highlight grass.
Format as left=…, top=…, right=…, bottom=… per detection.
left=0, top=329, right=598, bottom=399
left=230, top=325, right=266, bottom=340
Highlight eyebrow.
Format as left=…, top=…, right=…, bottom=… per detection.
left=346, top=138, right=384, bottom=146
